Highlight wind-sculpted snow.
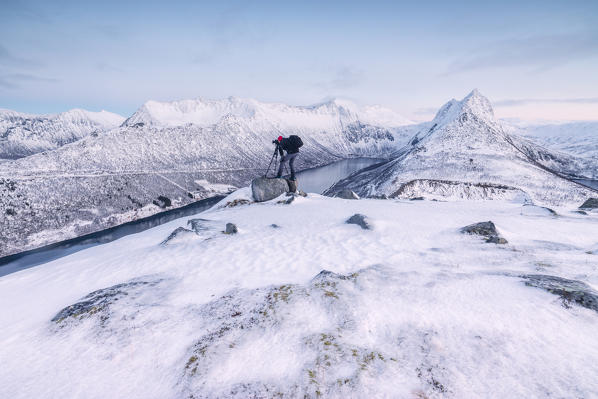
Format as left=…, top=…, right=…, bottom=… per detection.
left=2, top=195, right=598, bottom=398
left=0, top=98, right=415, bottom=257
left=0, top=108, right=124, bottom=159
left=327, top=90, right=598, bottom=205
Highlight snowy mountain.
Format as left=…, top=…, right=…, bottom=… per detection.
left=0, top=108, right=125, bottom=159
left=504, top=119, right=598, bottom=159
left=2, top=189, right=598, bottom=398
left=327, top=90, right=598, bottom=205
left=0, top=97, right=414, bottom=257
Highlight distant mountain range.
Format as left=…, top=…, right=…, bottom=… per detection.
left=326, top=90, right=597, bottom=204
left=0, top=108, right=124, bottom=159
left=504, top=120, right=598, bottom=159
left=1, top=93, right=596, bottom=258
left=0, top=97, right=415, bottom=257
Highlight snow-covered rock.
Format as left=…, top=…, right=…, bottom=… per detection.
left=0, top=108, right=124, bottom=159
left=328, top=90, right=598, bottom=206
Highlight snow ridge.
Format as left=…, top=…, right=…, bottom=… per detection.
left=327, top=90, right=597, bottom=205
left=0, top=108, right=125, bottom=159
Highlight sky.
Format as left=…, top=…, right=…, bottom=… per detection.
left=1, top=0, right=597, bottom=121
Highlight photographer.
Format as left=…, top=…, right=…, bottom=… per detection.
left=273, top=135, right=302, bottom=181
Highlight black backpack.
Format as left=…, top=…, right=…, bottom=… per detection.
left=287, top=135, right=303, bottom=151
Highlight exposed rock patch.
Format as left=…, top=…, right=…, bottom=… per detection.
left=153, top=195, right=172, bottom=208
left=579, top=198, right=598, bottom=209
left=334, top=189, right=360, bottom=200
left=522, top=274, right=598, bottom=313
left=346, top=214, right=372, bottom=230
left=161, top=227, right=196, bottom=245
left=460, top=221, right=507, bottom=244
left=51, top=279, right=161, bottom=326
left=225, top=223, right=238, bottom=235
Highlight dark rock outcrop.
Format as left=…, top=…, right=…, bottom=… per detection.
left=251, top=177, right=289, bottom=202
left=522, top=274, right=598, bottom=313
left=334, top=189, right=360, bottom=200
left=460, top=221, right=507, bottom=244
left=346, top=214, right=371, bottom=230
left=579, top=198, right=598, bottom=209
left=153, top=195, right=172, bottom=208
left=51, top=280, right=158, bottom=325
left=161, top=227, right=196, bottom=245
left=225, top=223, right=238, bottom=234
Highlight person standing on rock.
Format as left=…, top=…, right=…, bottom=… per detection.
left=275, top=135, right=303, bottom=181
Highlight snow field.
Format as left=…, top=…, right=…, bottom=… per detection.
left=0, top=193, right=597, bottom=398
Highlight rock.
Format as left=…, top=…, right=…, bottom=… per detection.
left=346, top=214, right=371, bottom=230
left=460, top=221, right=507, bottom=244
left=51, top=280, right=157, bottom=325
left=579, top=198, right=598, bottom=209
left=225, top=223, right=238, bottom=234
left=297, top=190, right=308, bottom=197
left=574, top=210, right=588, bottom=215
left=225, top=199, right=251, bottom=208
left=153, top=195, right=172, bottom=208
left=161, top=227, right=196, bottom=245
left=286, top=179, right=298, bottom=193
left=251, top=177, right=289, bottom=202
left=522, top=274, right=598, bottom=313
left=486, top=236, right=508, bottom=244
left=409, top=196, right=424, bottom=201
left=270, top=224, right=280, bottom=228
left=335, top=189, right=360, bottom=200
left=187, top=218, right=212, bottom=233
left=521, top=204, right=557, bottom=216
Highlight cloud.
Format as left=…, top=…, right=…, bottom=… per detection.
left=445, top=31, right=598, bottom=75
left=494, top=97, right=598, bottom=107
left=0, top=73, right=59, bottom=89
left=0, top=44, right=42, bottom=68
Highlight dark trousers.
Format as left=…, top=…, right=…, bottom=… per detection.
left=277, top=152, right=298, bottom=180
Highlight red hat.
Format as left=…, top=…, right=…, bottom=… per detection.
left=277, top=136, right=283, bottom=141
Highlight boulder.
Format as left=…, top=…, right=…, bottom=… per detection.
left=251, top=177, right=289, bottom=202
left=460, top=221, right=508, bottom=244
left=161, top=227, right=196, bottom=245
left=225, top=223, right=238, bottom=234
left=522, top=274, right=598, bottom=313
left=335, top=189, right=360, bottom=200
left=579, top=198, right=598, bottom=209
left=346, top=214, right=372, bottom=230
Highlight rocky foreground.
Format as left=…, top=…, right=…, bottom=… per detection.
left=1, top=189, right=597, bottom=398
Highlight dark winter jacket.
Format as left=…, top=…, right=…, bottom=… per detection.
left=278, top=137, right=300, bottom=156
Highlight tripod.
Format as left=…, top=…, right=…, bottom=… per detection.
left=264, top=142, right=289, bottom=178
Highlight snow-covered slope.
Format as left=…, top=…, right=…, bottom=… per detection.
left=327, top=90, right=598, bottom=205
left=0, top=97, right=415, bottom=257
left=123, top=97, right=413, bottom=129
left=505, top=120, right=598, bottom=159
left=0, top=108, right=124, bottom=159
left=1, top=192, right=597, bottom=398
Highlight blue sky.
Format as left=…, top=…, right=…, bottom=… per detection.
left=1, top=0, right=597, bottom=121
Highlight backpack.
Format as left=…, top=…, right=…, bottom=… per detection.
left=287, top=135, right=303, bottom=151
